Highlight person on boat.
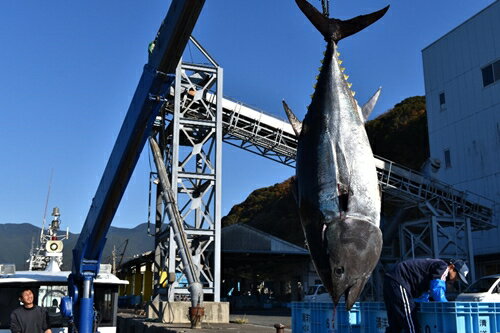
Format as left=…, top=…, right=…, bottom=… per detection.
left=10, top=288, right=52, bottom=333
left=383, top=258, right=469, bottom=333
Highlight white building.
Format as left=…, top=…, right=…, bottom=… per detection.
left=422, top=1, right=500, bottom=276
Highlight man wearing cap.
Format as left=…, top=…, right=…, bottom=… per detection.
left=383, top=258, right=469, bottom=333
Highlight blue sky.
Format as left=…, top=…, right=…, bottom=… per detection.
left=0, top=0, right=495, bottom=232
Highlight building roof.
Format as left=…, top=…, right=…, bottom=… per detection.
left=117, top=224, right=309, bottom=271
left=221, top=223, right=309, bottom=255
left=120, top=251, right=154, bottom=268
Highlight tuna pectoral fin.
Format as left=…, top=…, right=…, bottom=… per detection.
left=295, top=0, right=389, bottom=43
left=282, top=100, right=303, bottom=136
left=361, top=87, right=382, bottom=121
left=290, top=176, right=299, bottom=203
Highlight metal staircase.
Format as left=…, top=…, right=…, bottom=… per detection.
left=374, top=157, right=493, bottom=229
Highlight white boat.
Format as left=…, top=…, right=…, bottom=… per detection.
left=0, top=208, right=128, bottom=333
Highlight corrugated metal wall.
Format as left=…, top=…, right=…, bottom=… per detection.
left=422, top=1, right=500, bottom=256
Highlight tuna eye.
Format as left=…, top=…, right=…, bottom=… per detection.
left=334, top=266, right=344, bottom=276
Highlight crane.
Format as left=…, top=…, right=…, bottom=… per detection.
left=59, top=1, right=206, bottom=333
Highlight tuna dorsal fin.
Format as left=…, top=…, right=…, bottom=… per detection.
left=361, top=87, right=382, bottom=121
left=282, top=100, right=303, bottom=136
left=295, top=0, right=389, bottom=43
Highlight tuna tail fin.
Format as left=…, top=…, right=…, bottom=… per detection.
left=282, top=100, right=303, bottom=136
left=295, top=0, right=389, bottom=43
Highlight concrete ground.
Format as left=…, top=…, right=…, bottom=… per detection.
left=118, top=309, right=292, bottom=333
left=229, top=309, right=291, bottom=332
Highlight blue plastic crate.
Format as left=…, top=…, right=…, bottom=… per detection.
left=418, top=302, right=500, bottom=333
left=291, top=302, right=361, bottom=332
left=358, top=301, right=500, bottom=333
left=293, top=301, right=500, bottom=332
left=359, top=302, right=388, bottom=333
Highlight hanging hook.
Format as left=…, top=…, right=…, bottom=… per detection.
left=321, top=0, right=330, bottom=17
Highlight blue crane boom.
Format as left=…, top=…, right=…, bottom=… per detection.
left=61, top=1, right=206, bottom=332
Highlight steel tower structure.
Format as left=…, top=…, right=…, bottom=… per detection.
left=151, top=37, right=222, bottom=303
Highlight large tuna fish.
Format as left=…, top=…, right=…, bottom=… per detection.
left=283, top=0, right=388, bottom=310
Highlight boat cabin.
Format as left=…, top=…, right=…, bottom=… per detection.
left=0, top=264, right=128, bottom=333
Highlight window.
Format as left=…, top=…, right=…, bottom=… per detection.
left=94, top=286, right=117, bottom=326
left=317, top=286, right=327, bottom=294
left=444, top=149, right=452, bottom=168
left=482, top=66, right=494, bottom=86
left=482, top=60, right=500, bottom=87
left=38, top=285, right=67, bottom=308
left=497, top=123, right=500, bottom=145
left=439, top=92, right=446, bottom=111
left=463, top=278, right=498, bottom=293
left=38, top=285, right=69, bottom=328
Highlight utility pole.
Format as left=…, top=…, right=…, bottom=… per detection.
left=112, top=245, right=117, bottom=275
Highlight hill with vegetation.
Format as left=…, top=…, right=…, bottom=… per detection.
left=365, top=96, right=428, bottom=170
left=221, top=96, right=429, bottom=245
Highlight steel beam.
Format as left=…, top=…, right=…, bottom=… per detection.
left=466, top=218, right=476, bottom=281
left=68, top=1, right=206, bottom=331
left=148, top=0, right=206, bottom=73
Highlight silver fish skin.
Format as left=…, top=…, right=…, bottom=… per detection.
left=289, top=0, right=388, bottom=310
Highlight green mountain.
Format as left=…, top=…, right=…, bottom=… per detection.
left=222, top=96, right=429, bottom=244
left=366, top=96, right=428, bottom=170
left=0, top=223, right=154, bottom=271
left=222, top=178, right=304, bottom=246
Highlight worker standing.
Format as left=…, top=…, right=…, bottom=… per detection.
left=10, top=288, right=52, bottom=333
left=383, top=258, right=469, bottom=333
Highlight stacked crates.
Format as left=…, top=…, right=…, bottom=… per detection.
left=292, top=302, right=500, bottom=332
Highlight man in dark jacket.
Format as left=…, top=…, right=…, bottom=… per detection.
left=10, top=288, right=52, bottom=333
left=383, top=258, right=469, bottom=333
